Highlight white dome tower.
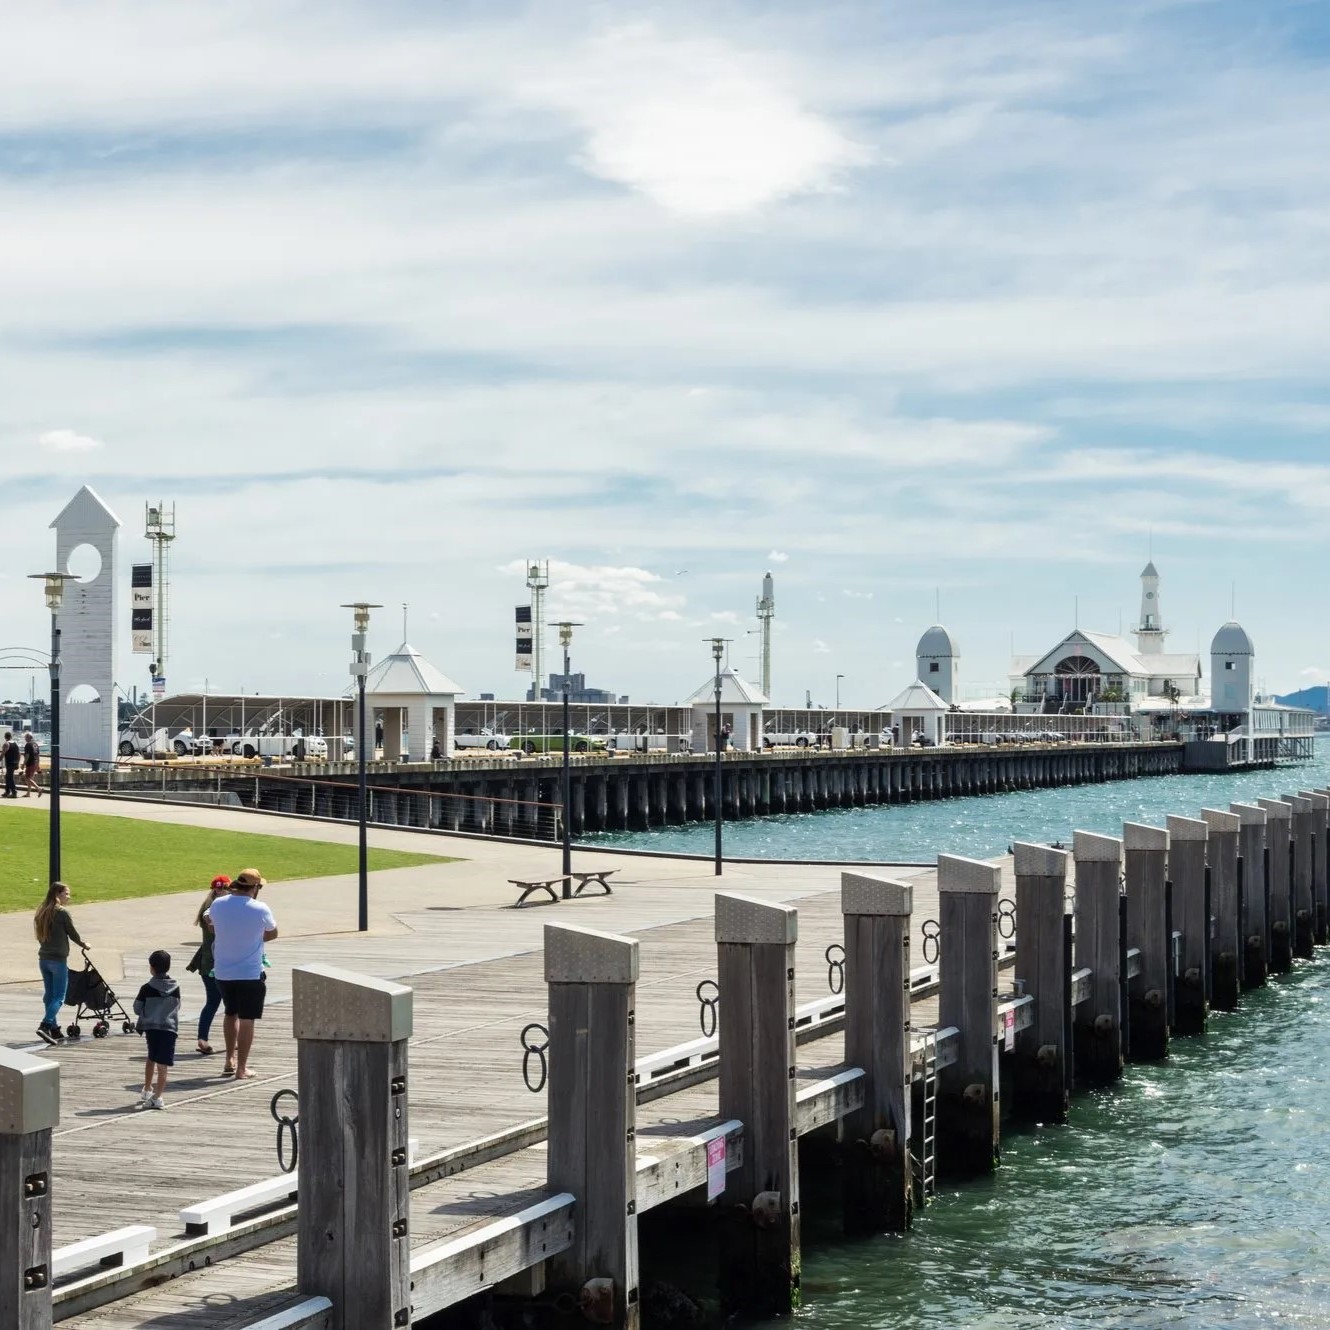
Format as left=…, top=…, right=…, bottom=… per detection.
left=1136, top=560, right=1166, bottom=656
left=916, top=625, right=959, bottom=705
left=1210, top=622, right=1255, bottom=715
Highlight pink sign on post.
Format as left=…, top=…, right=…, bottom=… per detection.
left=1003, top=1008, right=1016, bottom=1052
left=706, top=1135, right=727, bottom=1201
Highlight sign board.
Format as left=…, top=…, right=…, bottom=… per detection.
left=131, top=564, right=154, bottom=654
left=706, top=1134, right=726, bottom=1201
left=515, top=605, right=533, bottom=671
left=1003, top=1008, right=1016, bottom=1052
left=131, top=631, right=154, bottom=654
left=151, top=676, right=166, bottom=698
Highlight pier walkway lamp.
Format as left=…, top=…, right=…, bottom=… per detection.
left=709, top=636, right=727, bottom=876
left=342, top=601, right=381, bottom=932
left=555, top=621, right=583, bottom=896
left=30, top=572, right=72, bottom=885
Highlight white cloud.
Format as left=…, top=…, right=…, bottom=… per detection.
left=843, top=589, right=874, bottom=600
left=39, top=428, right=103, bottom=452
left=812, top=639, right=832, bottom=654
left=768, top=550, right=789, bottom=563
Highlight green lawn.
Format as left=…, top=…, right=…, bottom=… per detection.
left=0, top=806, right=456, bottom=913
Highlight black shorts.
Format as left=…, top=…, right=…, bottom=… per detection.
left=218, top=976, right=267, bottom=1021
left=145, top=1029, right=177, bottom=1066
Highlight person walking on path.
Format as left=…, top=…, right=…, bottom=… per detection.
left=186, top=876, right=230, bottom=1055
left=2, top=731, right=20, bottom=798
left=207, top=868, right=277, bottom=1079
left=133, top=949, right=181, bottom=1110
left=22, top=733, right=41, bottom=796
left=34, top=882, right=83, bottom=1044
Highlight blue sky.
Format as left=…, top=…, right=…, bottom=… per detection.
left=2, top=0, right=1328, bottom=707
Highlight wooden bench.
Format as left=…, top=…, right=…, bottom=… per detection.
left=508, top=878, right=565, bottom=907
left=53, top=1224, right=156, bottom=1279
left=569, top=870, right=616, bottom=898
left=181, top=1139, right=419, bottom=1234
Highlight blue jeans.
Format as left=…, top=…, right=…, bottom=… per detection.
left=39, top=958, right=68, bottom=1027
left=198, top=973, right=222, bottom=1043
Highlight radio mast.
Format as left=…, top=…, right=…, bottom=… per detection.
left=756, top=570, right=775, bottom=699
left=144, top=502, right=176, bottom=694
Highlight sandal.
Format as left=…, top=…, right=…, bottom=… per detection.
left=196, top=1042, right=214, bottom=1055
left=221, top=1063, right=236, bottom=1077
left=234, top=1069, right=256, bottom=1080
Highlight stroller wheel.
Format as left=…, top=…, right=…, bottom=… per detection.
left=93, top=1021, right=110, bottom=1039
left=67, top=1024, right=81, bottom=1040
left=122, top=1021, right=135, bottom=1035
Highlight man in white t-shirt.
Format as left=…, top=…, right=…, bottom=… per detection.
left=207, top=867, right=278, bottom=1080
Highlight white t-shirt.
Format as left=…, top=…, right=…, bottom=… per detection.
left=209, top=894, right=276, bottom=981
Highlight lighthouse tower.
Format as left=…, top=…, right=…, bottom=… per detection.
left=1136, top=561, right=1166, bottom=656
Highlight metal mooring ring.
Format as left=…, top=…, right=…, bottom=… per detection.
left=922, top=919, right=941, bottom=966
left=824, top=944, right=846, bottom=995
left=520, top=1023, right=550, bottom=1093
left=696, top=980, right=720, bottom=1038
left=270, top=1088, right=299, bottom=1174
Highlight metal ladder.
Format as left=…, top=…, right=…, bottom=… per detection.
left=913, top=1029, right=938, bottom=1202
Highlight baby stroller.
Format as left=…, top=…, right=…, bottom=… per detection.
left=63, top=949, right=136, bottom=1040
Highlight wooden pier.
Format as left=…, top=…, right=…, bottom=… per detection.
left=4, top=782, right=1329, bottom=1329
left=60, top=739, right=1199, bottom=841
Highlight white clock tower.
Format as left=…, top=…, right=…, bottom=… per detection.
left=1136, top=560, right=1166, bottom=656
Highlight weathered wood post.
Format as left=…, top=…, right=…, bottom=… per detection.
left=545, top=924, right=640, bottom=1329
left=1166, top=816, right=1209, bottom=1036
left=293, top=964, right=413, bottom=1330
left=937, top=855, right=1000, bottom=1176
left=1123, top=823, right=1170, bottom=1060
left=1283, top=794, right=1316, bottom=959
left=1202, top=808, right=1242, bottom=1012
left=0, top=1049, right=58, bottom=1330
left=1300, top=790, right=1330, bottom=944
left=840, top=872, right=912, bottom=1233
left=1257, top=798, right=1294, bottom=973
left=1232, top=802, right=1269, bottom=987
left=715, top=893, right=800, bottom=1319
left=1012, top=842, right=1072, bottom=1122
left=1072, top=831, right=1124, bottom=1087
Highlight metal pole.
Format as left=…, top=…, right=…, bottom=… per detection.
left=561, top=640, right=572, bottom=895
left=358, top=671, right=368, bottom=932
left=49, top=614, right=61, bottom=885
left=714, top=661, right=723, bottom=877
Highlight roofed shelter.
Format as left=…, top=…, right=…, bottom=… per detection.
left=681, top=669, right=769, bottom=752
left=881, top=680, right=950, bottom=747
left=365, top=642, right=464, bottom=761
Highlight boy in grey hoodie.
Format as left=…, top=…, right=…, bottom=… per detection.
left=133, top=950, right=181, bottom=1110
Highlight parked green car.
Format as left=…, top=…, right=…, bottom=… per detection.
left=510, top=732, right=609, bottom=755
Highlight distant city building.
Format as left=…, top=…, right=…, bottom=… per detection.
left=531, top=672, right=622, bottom=704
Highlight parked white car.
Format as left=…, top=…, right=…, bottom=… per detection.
left=764, top=728, right=818, bottom=748
left=231, top=732, right=328, bottom=760
left=453, top=728, right=509, bottom=751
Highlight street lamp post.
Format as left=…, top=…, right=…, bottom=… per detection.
left=554, top=621, right=583, bottom=897
left=342, top=601, right=381, bottom=932
left=710, top=637, right=726, bottom=876
left=29, top=573, right=72, bottom=885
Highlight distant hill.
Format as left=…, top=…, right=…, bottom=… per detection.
left=1276, top=685, right=1330, bottom=716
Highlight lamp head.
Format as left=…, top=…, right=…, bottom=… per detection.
left=554, top=620, right=582, bottom=648
left=710, top=637, right=725, bottom=664
left=340, top=601, right=382, bottom=634
left=30, top=571, right=71, bottom=612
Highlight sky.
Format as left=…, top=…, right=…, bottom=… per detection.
left=3, top=0, right=1329, bottom=710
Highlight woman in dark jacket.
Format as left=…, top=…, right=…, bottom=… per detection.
left=34, top=881, right=83, bottom=1043
left=188, top=876, right=230, bottom=1054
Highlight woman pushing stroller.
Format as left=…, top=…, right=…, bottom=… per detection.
left=34, top=881, right=84, bottom=1044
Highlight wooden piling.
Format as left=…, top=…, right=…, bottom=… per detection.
left=0, top=1049, right=58, bottom=1330
left=1166, top=816, right=1209, bottom=1036
left=1201, top=808, right=1242, bottom=1012
left=1123, top=823, right=1170, bottom=1060
left=840, top=872, right=913, bottom=1234
left=1283, top=794, right=1316, bottom=959
left=1257, top=798, right=1294, bottom=973
left=715, top=893, right=801, bottom=1319
left=1072, top=831, right=1124, bottom=1087
left=1231, top=802, right=1269, bottom=987
left=1301, top=790, right=1330, bottom=944
left=292, top=964, right=413, bottom=1330
left=544, top=924, right=641, bottom=1330
left=937, top=855, right=1000, bottom=1176
left=1012, top=842, right=1072, bottom=1122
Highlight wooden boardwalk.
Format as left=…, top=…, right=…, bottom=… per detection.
left=45, top=863, right=972, bottom=1328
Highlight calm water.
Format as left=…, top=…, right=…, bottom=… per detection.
left=603, top=742, right=1330, bottom=1328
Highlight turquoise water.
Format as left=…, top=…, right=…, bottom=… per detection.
left=588, top=744, right=1330, bottom=864
left=606, top=742, right=1330, bottom=1328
